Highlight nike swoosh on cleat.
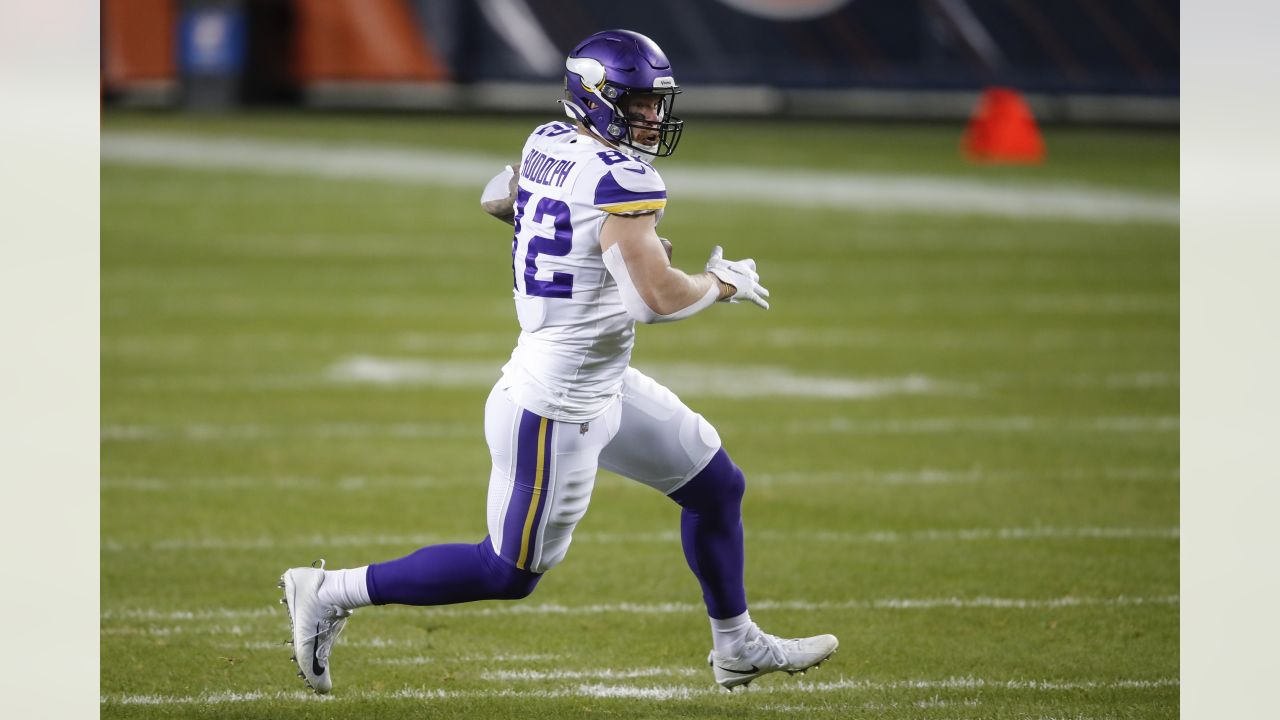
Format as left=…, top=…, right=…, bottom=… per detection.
left=311, top=622, right=326, bottom=676
left=717, top=664, right=760, bottom=675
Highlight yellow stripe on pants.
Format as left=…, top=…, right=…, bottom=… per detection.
left=516, top=417, right=549, bottom=570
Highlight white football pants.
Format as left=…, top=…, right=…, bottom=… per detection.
left=484, top=367, right=722, bottom=573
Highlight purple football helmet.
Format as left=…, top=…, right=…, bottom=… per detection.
left=562, top=29, right=683, bottom=158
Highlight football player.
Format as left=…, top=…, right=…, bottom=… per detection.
left=281, top=29, right=837, bottom=694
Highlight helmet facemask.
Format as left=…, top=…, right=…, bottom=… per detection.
left=611, top=87, right=683, bottom=159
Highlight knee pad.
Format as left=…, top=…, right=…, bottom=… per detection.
left=479, top=540, right=542, bottom=600
left=670, top=448, right=745, bottom=511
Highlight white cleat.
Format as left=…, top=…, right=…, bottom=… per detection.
left=280, top=559, right=353, bottom=694
left=708, top=629, right=839, bottom=690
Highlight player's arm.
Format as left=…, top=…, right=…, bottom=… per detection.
left=480, top=163, right=521, bottom=225
left=599, top=212, right=769, bottom=324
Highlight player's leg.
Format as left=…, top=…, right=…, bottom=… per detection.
left=280, top=384, right=619, bottom=686
left=598, top=367, right=837, bottom=690
left=280, top=383, right=617, bottom=693
left=327, top=382, right=618, bottom=606
left=279, top=383, right=533, bottom=693
left=479, top=383, right=620, bottom=576
left=595, top=369, right=744, bottom=617
left=356, top=384, right=562, bottom=607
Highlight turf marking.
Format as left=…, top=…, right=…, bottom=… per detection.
left=396, top=595, right=1181, bottom=617
left=101, top=465, right=1176, bottom=492
left=101, top=132, right=1177, bottom=224
left=238, top=635, right=417, bottom=648
left=99, top=675, right=1179, bottom=705
left=1063, top=466, right=1180, bottom=481
left=101, top=533, right=459, bottom=552
left=101, top=595, right=1177, bottom=624
left=327, top=356, right=505, bottom=387
left=370, top=653, right=563, bottom=665
left=582, top=526, right=1180, bottom=544
left=755, top=468, right=993, bottom=486
left=101, top=475, right=453, bottom=492
left=795, top=677, right=1180, bottom=692
left=100, top=422, right=472, bottom=442
left=100, top=525, right=1177, bottom=552
left=102, top=328, right=1174, bottom=356
left=776, top=415, right=1179, bottom=435
left=102, top=331, right=512, bottom=357
left=109, top=365, right=1179, bottom=396
left=328, top=355, right=955, bottom=400
left=483, top=668, right=699, bottom=680
left=1068, top=371, right=1180, bottom=389
left=101, top=624, right=258, bottom=636
left=754, top=467, right=1178, bottom=485
left=100, top=415, right=1178, bottom=442
left=759, top=526, right=1180, bottom=543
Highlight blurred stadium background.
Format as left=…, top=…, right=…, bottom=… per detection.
left=100, top=2, right=1179, bottom=718
left=102, top=0, right=1177, bottom=123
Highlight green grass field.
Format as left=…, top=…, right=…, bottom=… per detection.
left=101, top=111, right=1178, bottom=718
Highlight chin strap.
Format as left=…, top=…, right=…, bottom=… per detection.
left=559, top=98, right=587, bottom=123
left=560, top=99, right=660, bottom=161
left=619, top=142, right=660, bottom=161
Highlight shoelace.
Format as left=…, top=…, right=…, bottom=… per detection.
left=748, top=631, right=788, bottom=667
left=313, top=608, right=352, bottom=662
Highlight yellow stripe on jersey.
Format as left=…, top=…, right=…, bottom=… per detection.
left=516, top=417, right=550, bottom=570
left=599, top=199, right=668, bottom=214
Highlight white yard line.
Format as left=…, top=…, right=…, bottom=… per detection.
left=102, top=329, right=1175, bottom=356
left=101, top=533, right=455, bottom=552
left=101, top=466, right=1176, bottom=492
left=370, top=653, right=563, bottom=665
left=390, top=595, right=1180, bottom=617
left=103, top=296, right=511, bottom=320
left=329, top=355, right=958, bottom=400
left=108, top=358, right=963, bottom=401
left=101, top=475, right=454, bottom=492
left=101, top=595, right=1177, bottom=624
left=755, top=469, right=995, bottom=486
left=101, top=624, right=259, bottom=636
left=771, top=526, right=1181, bottom=542
left=242, top=637, right=417, bottom=650
left=100, top=415, right=1178, bottom=442
left=99, top=422, right=473, bottom=442
left=102, top=331, right=513, bottom=356
left=109, top=367, right=1181, bottom=396
left=101, top=132, right=1177, bottom=224
left=752, top=467, right=1179, bottom=485
left=113, top=369, right=1181, bottom=394
left=99, top=675, right=1178, bottom=705
left=484, top=668, right=700, bottom=681
left=777, top=415, right=1179, bottom=435
left=100, top=525, right=1177, bottom=553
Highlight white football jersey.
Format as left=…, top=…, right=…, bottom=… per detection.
left=500, top=121, right=668, bottom=422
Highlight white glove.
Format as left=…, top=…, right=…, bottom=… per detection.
left=705, top=245, right=770, bottom=309
left=480, top=164, right=520, bottom=224
left=480, top=165, right=516, bottom=205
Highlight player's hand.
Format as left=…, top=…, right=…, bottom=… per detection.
left=705, top=245, right=770, bottom=309
left=480, top=164, right=521, bottom=225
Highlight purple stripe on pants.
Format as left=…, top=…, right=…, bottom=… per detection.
left=499, top=410, right=551, bottom=568
left=525, top=420, right=555, bottom=567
